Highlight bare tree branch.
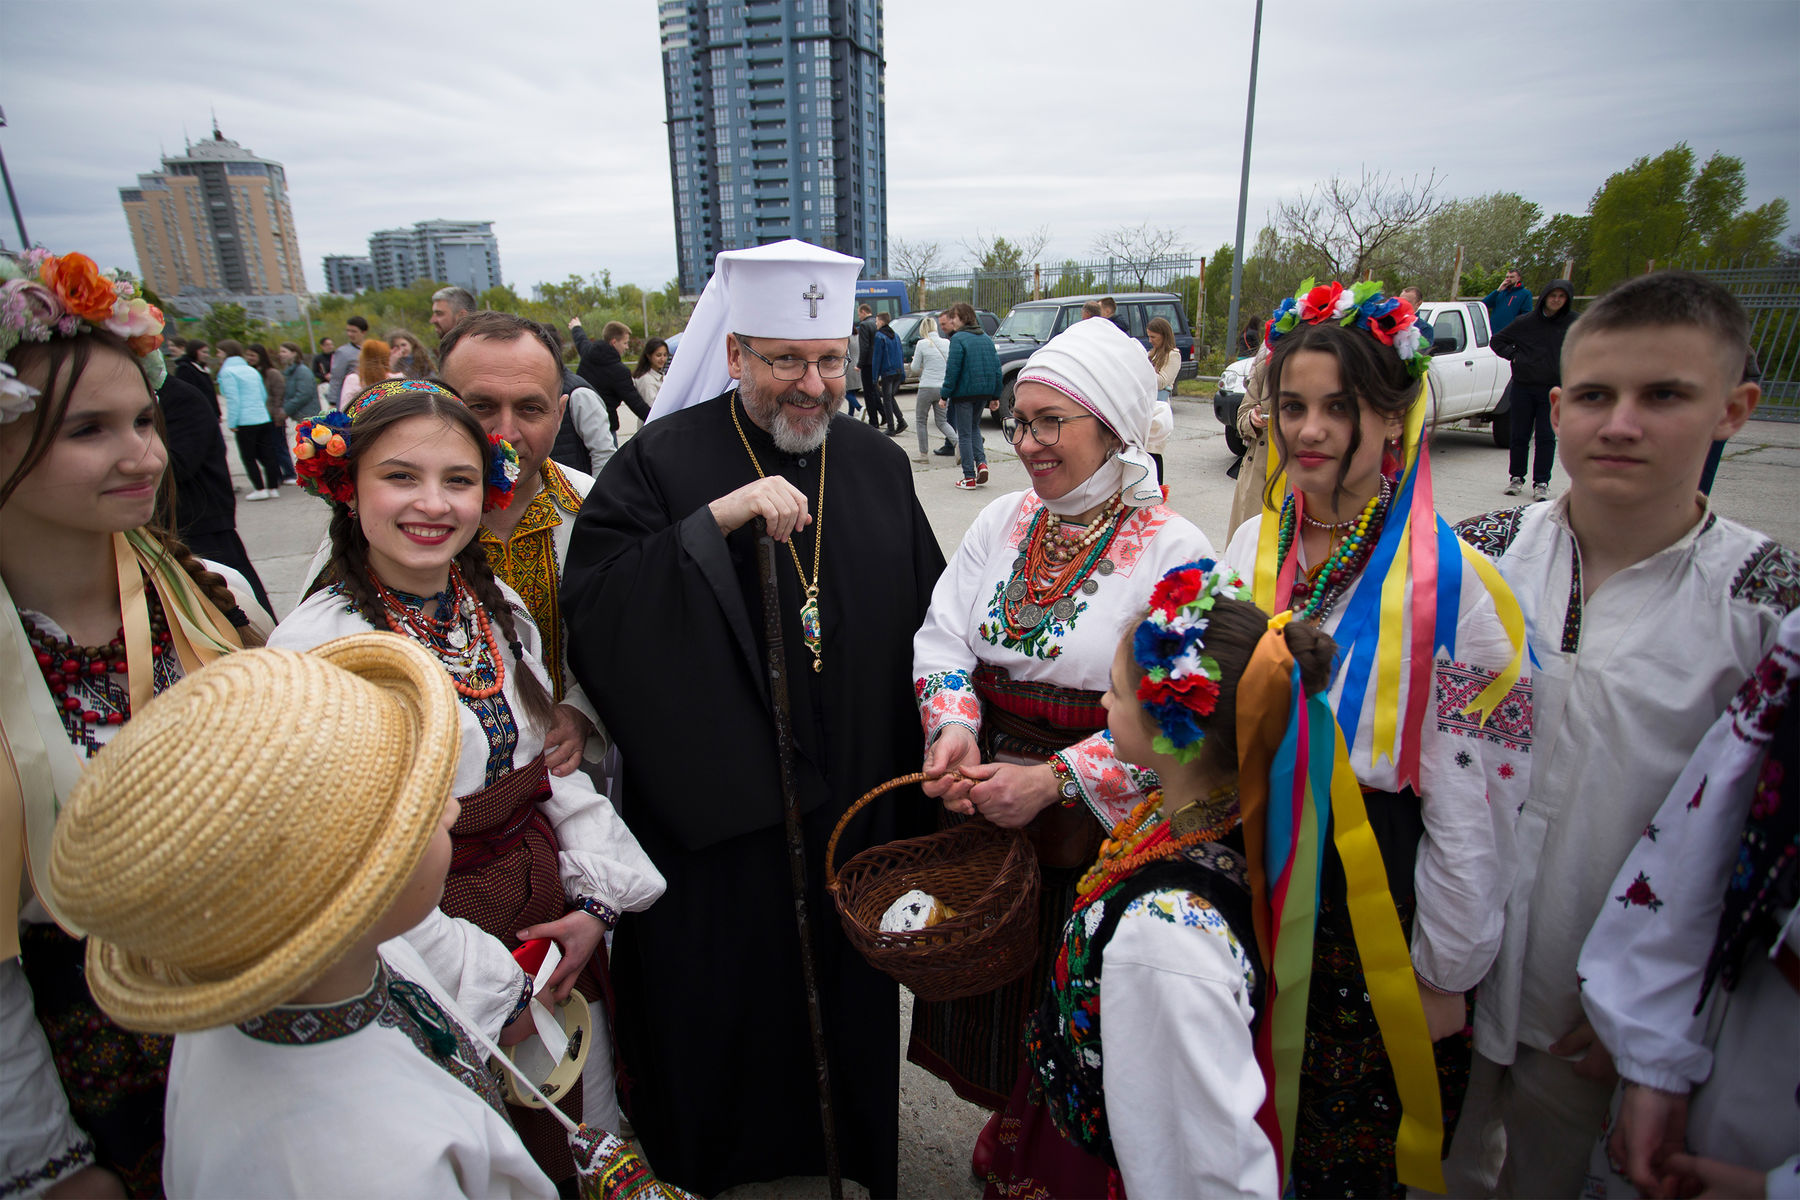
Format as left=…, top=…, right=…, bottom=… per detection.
left=961, top=225, right=1052, bottom=271
left=889, top=236, right=946, bottom=285
left=1090, top=223, right=1189, bottom=286
left=1274, top=168, right=1447, bottom=282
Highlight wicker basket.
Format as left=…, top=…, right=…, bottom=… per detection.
left=826, top=773, right=1041, bottom=1003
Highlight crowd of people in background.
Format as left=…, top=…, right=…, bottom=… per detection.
left=1, top=241, right=1794, bottom=1200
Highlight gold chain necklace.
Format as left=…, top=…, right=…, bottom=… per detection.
left=730, top=395, right=827, bottom=673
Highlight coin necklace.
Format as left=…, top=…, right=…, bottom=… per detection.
left=731, top=395, right=827, bottom=672
left=1001, top=493, right=1126, bottom=637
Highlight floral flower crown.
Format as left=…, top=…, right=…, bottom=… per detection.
left=1264, top=278, right=1431, bottom=380
left=1132, top=558, right=1253, bottom=762
left=0, top=251, right=167, bottom=419
left=293, top=379, right=522, bottom=512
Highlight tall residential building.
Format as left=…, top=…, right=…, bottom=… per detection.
left=322, top=255, right=376, bottom=295
left=367, top=220, right=503, bottom=294
left=658, top=0, right=888, bottom=295
left=118, top=126, right=307, bottom=306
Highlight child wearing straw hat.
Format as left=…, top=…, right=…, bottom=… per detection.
left=46, top=634, right=560, bottom=1199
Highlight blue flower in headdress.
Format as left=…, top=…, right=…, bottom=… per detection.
left=1358, top=295, right=1399, bottom=323
left=1145, top=699, right=1205, bottom=750
left=1134, top=623, right=1187, bottom=672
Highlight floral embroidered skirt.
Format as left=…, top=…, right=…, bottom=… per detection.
left=1289, top=792, right=1473, bottom=1198
left=982, top=1063, right=1119, bottom=1200
left=18, top=923, right=171, bottom=1198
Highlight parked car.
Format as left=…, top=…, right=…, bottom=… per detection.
left=1211, top=298, right=1516, bottom=455
left=989, top=293, right=1196, bottom=419
left=895, top=309, right=1000, bottom=383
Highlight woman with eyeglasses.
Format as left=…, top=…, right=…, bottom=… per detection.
left=909, top=316, right=1217, bottom=1180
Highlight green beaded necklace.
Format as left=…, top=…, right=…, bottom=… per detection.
left=1276, top=477, right=1393, bottom=623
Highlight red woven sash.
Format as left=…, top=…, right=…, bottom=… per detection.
left=451, top=755, right=554, bottom=875
left=972, top=663, right=1106, bottom=755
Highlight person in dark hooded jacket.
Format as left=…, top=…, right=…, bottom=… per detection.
left=1492, top=278, right=1576, bottom=501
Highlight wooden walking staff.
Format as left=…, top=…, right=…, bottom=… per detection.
left=753, top=517, right=843, bottom=1200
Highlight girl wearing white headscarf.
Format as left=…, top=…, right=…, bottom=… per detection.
left=906, top=317, right=1217, bottom=1155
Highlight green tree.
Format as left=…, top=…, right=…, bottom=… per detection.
left=1388, top=192, right=1543, bottom=296
left=199, top=302, right=258, bottom=345
left=1588, top=143, right=1790, bottom=289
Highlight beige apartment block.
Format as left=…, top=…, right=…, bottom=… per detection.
left=119, top=126, right=306, bottom=301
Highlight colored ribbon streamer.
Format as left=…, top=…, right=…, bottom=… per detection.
left=1254, top=433, right=1288, bottom=614
left=1322, top=720, right=1447, bottom=1193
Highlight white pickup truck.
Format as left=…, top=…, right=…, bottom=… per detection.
left=1213, top=298, right=1515, bottom=453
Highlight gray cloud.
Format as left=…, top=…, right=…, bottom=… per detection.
left=2, top=0, right=1793, bottom=292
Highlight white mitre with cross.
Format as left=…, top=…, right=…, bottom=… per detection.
left=647, top=238, right=865, bottom=423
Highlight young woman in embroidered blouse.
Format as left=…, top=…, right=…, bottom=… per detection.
left=1, top=309, right=272, bottom=1198
left=268, top=381, right=664, bottom=1186
left=1222, top=284, right=1531, bottom=1196
left=910, top=318, right=1214, bottom=1174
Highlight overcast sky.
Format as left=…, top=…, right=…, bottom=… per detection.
left=3, top=0, right=1796, bottom=294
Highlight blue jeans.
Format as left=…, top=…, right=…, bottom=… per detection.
left=951, top=397, right=990, bottom=479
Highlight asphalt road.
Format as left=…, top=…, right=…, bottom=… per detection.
left=226, top=397, right=1799, bottom=1198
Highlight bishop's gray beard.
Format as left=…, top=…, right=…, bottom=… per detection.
left=739, top=375, right=839, bottom=454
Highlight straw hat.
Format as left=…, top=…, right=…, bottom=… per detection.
left=47, top=633, right=462, bottom=1033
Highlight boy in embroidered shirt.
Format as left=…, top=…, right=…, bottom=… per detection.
left=46, top=636, right=559, bottom=1199
left=1447, top=270, right=1800, bottom=1197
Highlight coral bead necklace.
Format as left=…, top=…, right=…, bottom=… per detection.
left=24, top=587, right=172, bottom=729
left=369, top=565, right=505, bottom=700
left=1000, top=494, right=1127, bottom=637
left=1074, top=784, right=1240, bottom=910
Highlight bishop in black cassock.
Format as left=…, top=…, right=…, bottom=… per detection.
left=560, top=242, right=944, bottom=1197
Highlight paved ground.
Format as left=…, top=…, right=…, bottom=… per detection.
left=227, top=398, right=1799, bottom=1198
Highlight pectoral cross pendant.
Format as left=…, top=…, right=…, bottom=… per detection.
left=799, top=585, right=823, bottom=672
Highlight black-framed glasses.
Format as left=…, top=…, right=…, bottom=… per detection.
left=1003, top=413, right=1091, bottom=446
left=738, top=339, right=850, bottom=381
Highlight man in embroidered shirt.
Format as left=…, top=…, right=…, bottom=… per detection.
left=1447, top=270, right=1799, bottom=1197
left=561, top=239, right=944, bottom=1198
left=437, top=311, right=602, bottom=777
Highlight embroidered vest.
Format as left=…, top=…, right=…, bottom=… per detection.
left=1025, top=838, right=1263, bottom=1167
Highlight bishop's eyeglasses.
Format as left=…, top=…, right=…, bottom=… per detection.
left=738, top=340, right=850, bottom=381
left=1003, top=413, right=1092, bottom=446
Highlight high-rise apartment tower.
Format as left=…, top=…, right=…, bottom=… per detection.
left=118, top=126, right=307, bottom=303
left=657, top=0, right=887, bottom=294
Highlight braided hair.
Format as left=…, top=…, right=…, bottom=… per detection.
left=3, top=331, right=263, bottom=646
left=306, top=389, right=556, bottom=730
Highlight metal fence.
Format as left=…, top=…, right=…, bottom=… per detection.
left=912, top=256, right=1207, bottom=319
left=1682, top=262, right=1800, bottom=422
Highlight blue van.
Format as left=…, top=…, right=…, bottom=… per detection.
left=855, top=280, right=910, bottom=318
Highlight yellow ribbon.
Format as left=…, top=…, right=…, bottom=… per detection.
left=1326, top=729, right=1447, bottom=1194
left=1253, top=432, right=1287, bottom=613
left=1371, top=521, right=1412, bottom=763
left=1455, top=540, right=1528, bottom=722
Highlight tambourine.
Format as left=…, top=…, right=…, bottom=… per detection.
left=497, top=938, right=594, bottom=1109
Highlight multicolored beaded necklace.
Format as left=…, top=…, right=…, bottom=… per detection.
left=24, top=587, right=172, bottom=730
left=369, top=566, right=505, bottom=700
left=1275, top=475, right=1393, bottom=624
left=999, top=494, right=1127, bottom=638
left=1074, top=784, right=1240, bottom=911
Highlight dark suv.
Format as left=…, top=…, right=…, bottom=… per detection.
left=988, top=293, right=1195, bottom=417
